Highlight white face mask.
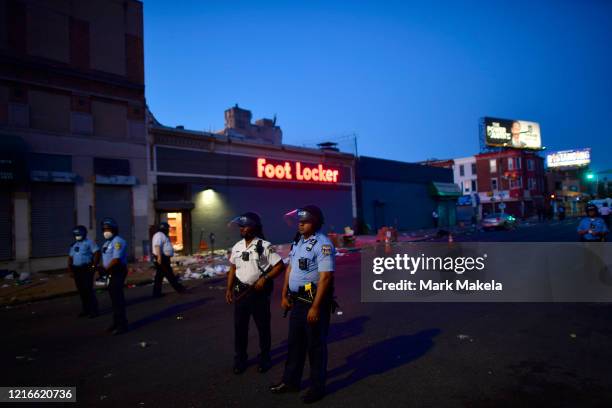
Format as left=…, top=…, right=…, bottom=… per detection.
left=75, top=235, right=83, bottom=241
left=103, top=231, right=114, bottom=240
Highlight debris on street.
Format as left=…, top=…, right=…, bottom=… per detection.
left=171, top=253, right=231, bottom=280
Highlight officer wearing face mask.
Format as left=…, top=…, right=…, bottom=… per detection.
left=100, top=218, right=129, bottom=335
left=152, top=222, right=186, bottom=298
left=68, top=225, right=100, bottom=318
left=226, top=212, right=284, bottom=375
left=270, top=205, right=335, bottom=404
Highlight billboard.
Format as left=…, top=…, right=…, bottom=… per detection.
left=484, top=117, right=542, bottom=149
left=546, top=148, right=591, bottom=169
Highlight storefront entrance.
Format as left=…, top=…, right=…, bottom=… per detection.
left=158, top=210, right=192, bottom=254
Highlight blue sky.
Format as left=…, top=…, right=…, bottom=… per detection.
left=143, top=0, right=612, bottom=171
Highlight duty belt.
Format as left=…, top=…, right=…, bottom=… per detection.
left=289, top=282, right=317, bottom=304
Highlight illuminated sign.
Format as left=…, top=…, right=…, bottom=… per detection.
left=546, top=148, right=591, bottom=168
left=256, top=158, right=339, bottom=183
left=484, top=117, right=542, bottom=150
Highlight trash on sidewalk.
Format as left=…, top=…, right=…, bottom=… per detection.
left=139, top=341, right=149, bottom=348
left=169, top=253, right=231, bottom=280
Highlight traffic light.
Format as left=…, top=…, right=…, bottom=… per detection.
left=586, top=173, right=595, bottom=180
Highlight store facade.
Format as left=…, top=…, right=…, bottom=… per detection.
left=149, top=125, right=356, bottom=252
left=355, top=156, right=458, bottom=232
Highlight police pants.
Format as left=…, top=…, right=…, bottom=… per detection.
left=73, top=265, right=98, bottom=315
left=282, top=298, right=331, bottom=392
left=153, top=257, right=185, bottom=296
left=108, top=264, right=128, bottom=328
left=234, top=282, right=273, bottom=364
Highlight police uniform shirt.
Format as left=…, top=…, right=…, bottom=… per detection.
left=229, top=238, right=282, bottom=285
left=69, top=239, right=99, bottom=267
left=152, top=231, right=174, bottom=257
left=288, top=232, right=335, bottom=292
left=578, top=217, right=609, bottom=241
left=101, top=236, right=128, bottom=269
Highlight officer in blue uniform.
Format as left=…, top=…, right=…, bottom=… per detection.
left=578, top=204, right=609, bottom=242
left=270, top=205, right=335, bottom=404
left=68, top=225, right=100, bottom=318
left=100, top=218, right=129, bottom=335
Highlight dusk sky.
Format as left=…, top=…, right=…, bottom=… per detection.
left=143, top=0, right=612, bottom=171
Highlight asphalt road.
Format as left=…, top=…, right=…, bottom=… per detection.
left=2, top=219, right=612, bottom=407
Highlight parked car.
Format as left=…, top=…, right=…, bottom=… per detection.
left=481, top=213, right=517, bottom=231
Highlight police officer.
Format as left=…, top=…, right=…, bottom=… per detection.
left=578, top=204, right=609, bottom=242
left=68, top=225, right=100, bottom=318
left=270, top=205, right=335, bottom=404
left=226, top=212, right=283, bottom=374
left=100, top=218, right=129, bottom=335
left=152, top=222, right=186, bottom=298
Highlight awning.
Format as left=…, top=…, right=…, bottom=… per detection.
left=154, top=201, right=195, bottom=211
left=430, top=182, right=462, bottom=198
left=95, top=175, right=137, bottom=185
left=31, top=171, right=78, bottom=183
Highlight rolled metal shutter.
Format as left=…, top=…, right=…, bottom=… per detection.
left=95, top=185, right=133, bottom=256
left=0, top=192, right=12, bottom=260
left=31, top=184, right=75, bottom=258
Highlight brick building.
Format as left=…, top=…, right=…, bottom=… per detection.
left=475, top=150, right=547, bottom=218
left=0, top=0, right=148, bottom=273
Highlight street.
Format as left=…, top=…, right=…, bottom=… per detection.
left=2, top=219, right=612, bottom=407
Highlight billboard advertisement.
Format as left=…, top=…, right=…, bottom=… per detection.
left=546, top=148, right=591, bottom=169
left=484, top=117, right=542, bottom=149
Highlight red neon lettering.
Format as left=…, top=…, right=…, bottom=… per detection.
left=257, top=158, right=266, bottom=178
left=257, top=158, right=339, bottom=183
left=296, top=162, right=304, bottom=180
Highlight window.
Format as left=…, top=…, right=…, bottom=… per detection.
left=508, top=158, right=514, bottom=171
left=527, top=159, right=534, bottom=171
left=94, top=158, right=130, bottom=176
left=516, top=157, right=521, bottom=169
left=471, top=163, right=476, bottom=175
left=489, top=159, right=497, bottom=173
left=459, top=164, right=465, bottom=177
left=491, top=178, right=498, bottom=190
left=528, top=178, right=536, bottom=190
left=471, top=179, right=477, bottom=191
left=554, top=181, right=562, bottom=190
left=509, top=177, right=522, bottom=189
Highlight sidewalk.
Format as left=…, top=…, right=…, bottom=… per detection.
left=0, top=227, right=463, bottom=307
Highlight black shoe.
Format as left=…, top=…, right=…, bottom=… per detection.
left=105, top=324, right=117, bottom=333
left=88, top=312, right=99, bottom=319
left=152, top=293, right=165, bottom=298
left=77, top=311, right=88, bottom=318
left=301, top=389, right=325, bottom=404
left=111, top=326, right=127, bottom=336
left=257, top=359, right=272, bottom=373
left=233, top=362, right=246, bottom=375
left=270, top=382, right=299, bottom=394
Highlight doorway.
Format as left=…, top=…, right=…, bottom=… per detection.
left=159, top=211, right=191, bottom=254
